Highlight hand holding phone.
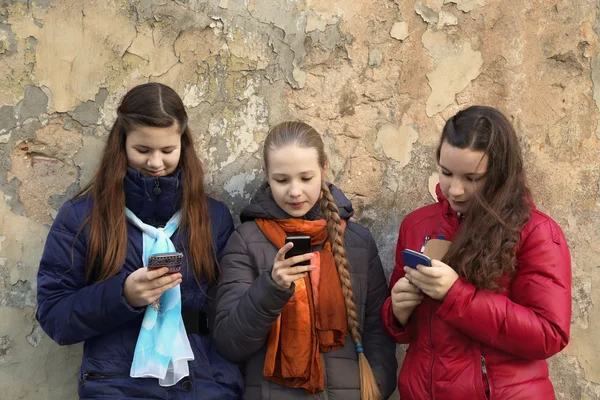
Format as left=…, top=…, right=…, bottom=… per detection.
left=271, top=236, right=315, bottom=289
left=124, top=253, right=183, bottom=308
left=284, top=236, right=311, bottom=266
left=401, top=251, right=459, bottom=301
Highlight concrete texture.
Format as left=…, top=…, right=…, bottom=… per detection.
left=0, top=0, right=598, bottom=399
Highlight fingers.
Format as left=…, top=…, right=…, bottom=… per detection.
left=392, top=276, right=421, bottom=294
left=391, top=289, right=424, bottom=313
left=150, top=276, right=183, bottom=298
left=405, top=272, right=429, bottom=290
left=431, top=259, right=451, bottom=269
left=415, top=264, right=442, bottom=277
left=152, top=272, right=182, bottom=289
left=404, top=266, right=436, bottom=283
left=275, top=242, right=294, bottom=261
left=274, top=263, right=315, bottom=287
left=146, top=266, right=170, bottom=280
left=396, top=300, right=422, bottom=308
left=283, top=253, right=315, bottom=267
left=392, top=291, right=422, bottom=302
left=288, top=264, right=316, bottom=275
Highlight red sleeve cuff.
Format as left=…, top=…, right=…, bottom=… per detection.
left=382, top=296, right=412, bottom=343
left=437, top=277, right=473, bottom=320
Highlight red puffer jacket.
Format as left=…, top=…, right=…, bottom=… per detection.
left=382, top=185, right=571, bottom=400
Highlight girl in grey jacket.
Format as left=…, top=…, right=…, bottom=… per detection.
left=213, top=121, right=397, bottom=399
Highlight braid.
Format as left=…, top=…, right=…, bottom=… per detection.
left=319, top=181, right=381, bottom=400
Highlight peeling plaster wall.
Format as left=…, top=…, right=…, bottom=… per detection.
left=0, top=0, right=598, bottom=399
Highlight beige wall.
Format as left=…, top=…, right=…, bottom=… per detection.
left=0, top=0, right=598, bottom=399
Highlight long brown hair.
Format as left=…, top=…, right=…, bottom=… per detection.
left=438, top=106, right=531, bottom=291
left=77, top=82, right=216, bottom=284
left=264, top=122, right=381, bottom=400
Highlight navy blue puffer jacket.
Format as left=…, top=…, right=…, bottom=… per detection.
left=36, top=168, right=243, bottom=400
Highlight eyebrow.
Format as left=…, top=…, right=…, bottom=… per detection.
left=271, top=171, right=316, bottom=177
left=133, top=145, right=177, bottom=150
left=439, top=164, right=485, bottom=177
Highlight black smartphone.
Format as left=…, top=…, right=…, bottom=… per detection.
left=284, top=236, right=311, bottom=266
left=148, top=252, right=183, bottom=274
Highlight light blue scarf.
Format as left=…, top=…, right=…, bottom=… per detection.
left=125, top=208, right=194, bottom=387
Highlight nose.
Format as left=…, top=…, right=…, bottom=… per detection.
left=288, top=182, right=302, bottom=198
left=147, top=152, right=163, bottom=170
left=448, top=178, right=464, bottom=198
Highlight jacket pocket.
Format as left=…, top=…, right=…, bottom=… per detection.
left=78, top=370, right=165, bottom=400
left=79, top=371, right=129, bottom=388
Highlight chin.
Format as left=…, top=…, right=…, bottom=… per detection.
left=451, top=203, right=470, bottom=214
left=286, top=208, right=308, bottom=217
left=283, top=203, right=314, bottom=217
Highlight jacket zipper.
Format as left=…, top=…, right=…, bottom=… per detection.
left=153, top=176, right=162, bottom=195
left=481, top=356, right=491, bottom=399
left=80, top=371, right=129, bottom=388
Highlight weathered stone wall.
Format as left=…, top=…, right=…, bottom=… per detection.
left=0, top=1, right=598, bottom=399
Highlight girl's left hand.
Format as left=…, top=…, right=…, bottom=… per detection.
left=404, top=259, right=459, bottom=300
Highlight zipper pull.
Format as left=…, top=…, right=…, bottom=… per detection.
left=153, top=177, right=161, bottom=195
left=80, top=373, right=89, bottom=388
left=481, top=355, right=487, bottom=375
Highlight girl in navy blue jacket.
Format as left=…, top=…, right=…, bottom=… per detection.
left=36, top=83, right=243, bottom=399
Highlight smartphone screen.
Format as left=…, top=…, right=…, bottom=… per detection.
left=284, top=236, right=311, bottom=266
left=148, top=252, right=183, bottom=274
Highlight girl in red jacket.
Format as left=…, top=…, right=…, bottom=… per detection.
left=382, top=105, right=571, bottom=400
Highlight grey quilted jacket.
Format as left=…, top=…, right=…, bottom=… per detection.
left=213, top=183, right=397, bottom=400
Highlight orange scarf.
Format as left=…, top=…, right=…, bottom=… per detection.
left=255, top=218, right=348, bottom=394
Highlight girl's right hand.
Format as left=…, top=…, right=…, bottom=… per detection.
left=271, top=242, right=316, bottom=289
left=391, top=277, right=424, bottom=326
left=123, top=267, right=183, bottom=308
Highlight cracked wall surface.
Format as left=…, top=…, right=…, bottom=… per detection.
left=0, top=0, right=599, bottom=399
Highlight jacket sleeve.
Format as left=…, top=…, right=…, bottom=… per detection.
left=436, top=219, right=571, bottom=360
left=381, top=221, right=415, bottom=344
left=206, top=201, right=235, bottom=326
left=36, top=201, right=143, bottom=346
left=215, top=202, right=235, bottom=261
left=362, top=232, right=399, bottom=399
left=213, top=229, right=294, bottom=363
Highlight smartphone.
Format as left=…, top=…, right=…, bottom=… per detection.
left=402, top=249, right=431, bottom=269
left=284, top=236, right=311, bottom=266
left=148, top=252, right=183, bottom=274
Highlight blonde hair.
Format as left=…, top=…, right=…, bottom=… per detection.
left=264, top=121, right=381, bottom=400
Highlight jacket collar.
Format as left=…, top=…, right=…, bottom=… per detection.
left=124, top=167, right=182, bottom=227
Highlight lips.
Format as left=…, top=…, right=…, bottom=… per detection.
left=146, top=169, right=165, bottom=177
left=450, top=199, right=468, bottom=208
left=288, top=202, right=305, bottom=210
